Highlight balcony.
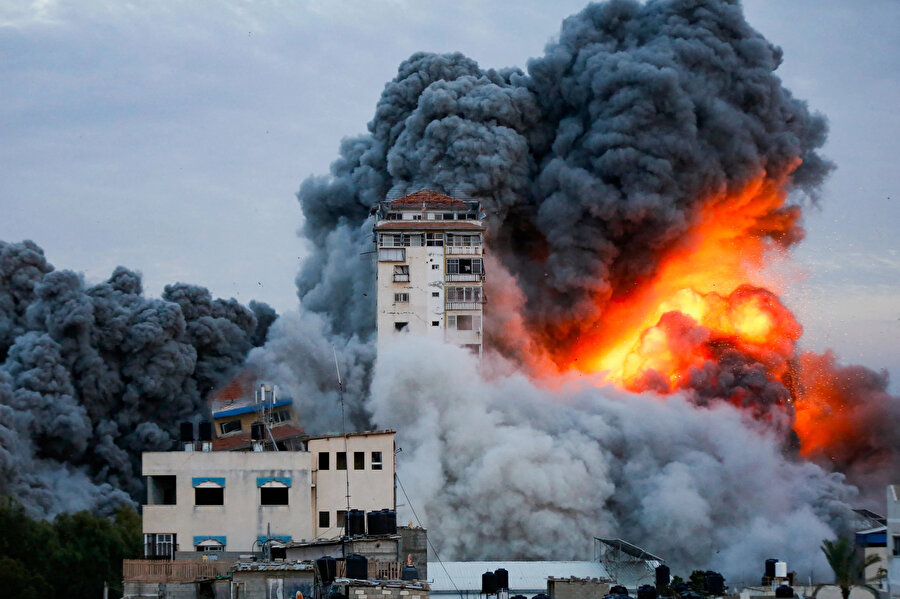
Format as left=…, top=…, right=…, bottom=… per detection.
left=123, top=560, right=231, bottom=583
left=446, top=302, right=482, bottom=310
left=393, top=274, right=410, bottom=282
left=446, top=273, right=483, bottom=282
left=446, top=246, right=481, bottom=255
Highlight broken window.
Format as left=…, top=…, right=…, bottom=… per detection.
left=394, top=322, right=409, bottom=332
left=336, top=451, right=347, bottom=470
left=354, top=451, right=365, bottom=470
left=219, top=420, right=242, bottom=435
left=457, top=315, right=473, bottom=330
left=371, top=451, right=383, bottom=470
left=318, top=452, right=330, bottom=470
left=447, top=314, right=482, bottom=332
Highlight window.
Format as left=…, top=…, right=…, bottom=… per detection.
left=394, top=322, right=409, bottom=332
left=432, top=321, right=439, bottom=327
left=318, top=452, right=330, bottom=470
left=260, top=487, right=289, bottom=506
left=319, top=511, right=330, bottom=528
left=431, top=264, right=439, bottom=270
left=354, top=451, right=365, bottom=470
left=144, top=533, right=176, bottom=560
left=271, top=410, right=290, bottom=424
left=393, top=265, right=409, bottom=275
left=195, top=487, right=224, bottom=506
left=394, top=293, right=409, bottom=303
left=426, top=233, right=443, bottom=246
left=446, top=287, right=483, bottom=302
left=378, top=248, right=405, bottom=262
left=442, top=213, right=454, bottom=220
left=337, top=510, right=347, bottom=529
left=412, top=214, right=422, bottom=220
left=446, top=233, right=481, bottom=246
left=894, top=536, right=900, bottom=557
left=336, top=451, right=347, bottom=470
left=219, top=420, right=242, bottom=435
left=447, top=258, right=482, bottom=275
left=432, top=292, right=439, bottom=297
left=196, top=544, right=224, bottom=553
left=447, top=314, right=482, bottom=332
left=371, top=451, right=383, bottom=470
left=464, top=344, right=482, bottom=354
left=385, top=212, right=401, bottom=220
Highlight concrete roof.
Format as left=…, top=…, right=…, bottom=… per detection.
left=427, top=561, right=610, bottom=594
left=374, top=221, right=484, bottom=231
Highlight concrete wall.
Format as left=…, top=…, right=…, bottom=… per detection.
left=398, top=527, right=427, bottom=581
left=309, top=432, right=396, bottom=539
left=548, top=578, right=611, bottom=599
left=143, top=451, right=313, bottom=553
left=123, top=580, right=229, bottom=599
left=888, top=485, right=900, bottom=597
left=347, top=582, right=430, bottom=599
left=231, top=571, right=315, bottom=599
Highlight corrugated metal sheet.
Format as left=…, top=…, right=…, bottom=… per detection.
left=427, top=561, right=610, bottom=595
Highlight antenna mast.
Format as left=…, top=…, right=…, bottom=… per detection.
left=333, top=346, right=352, bottom=541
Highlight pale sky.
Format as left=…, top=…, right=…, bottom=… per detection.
left=1, top=0, right=898, bottom=385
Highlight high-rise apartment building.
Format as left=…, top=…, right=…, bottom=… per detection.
left=374, top=190, right=485, bottom=357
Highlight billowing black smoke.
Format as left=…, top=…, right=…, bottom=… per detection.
left=0, top=240, right=275, bottom=517
left=251, top=0, right=897, bottom=578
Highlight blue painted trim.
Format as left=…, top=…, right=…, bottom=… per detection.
left=213, top=398, right=293, bottom=418
left=856, top=532, right=887, bottom=545
left=257, top=476, right=292, bottom=487
left=193, top=536, right=227, bottom=546
left=257, top=535, right=292, bottom=544
left=192, top=477, right=225, bottom=487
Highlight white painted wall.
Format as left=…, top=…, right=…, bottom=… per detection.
left=888, top=485, right=900, bottom=597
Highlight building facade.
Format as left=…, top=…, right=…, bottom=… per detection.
left=374, top=190, right=485, bottom=358
left=888, top=485, right=900, bottom=597
left=141, top=430, right=396, bottom=558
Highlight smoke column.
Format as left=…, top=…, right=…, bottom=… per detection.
left=256, top=0, right=900, bottom=579
left=0, top=239, right=275, bottom=517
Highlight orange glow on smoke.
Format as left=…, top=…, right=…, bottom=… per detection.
left=792, top=352, right=855, bottom=458
left=568, top=174, right=803, bottom=394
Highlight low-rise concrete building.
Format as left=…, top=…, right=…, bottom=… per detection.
left=142, top=430, right=396, bottom=557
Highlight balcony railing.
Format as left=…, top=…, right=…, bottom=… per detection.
left=446, top=302, right=482, bottom=310
left=446, top=273, right=483, bottom=282
left=123, top=559, right=231, bottom=583
left=446, top=246, right=481, bottom=255
left=336, top=559, right=404, bottom=580
left=393, top=274, right=410, bottom=282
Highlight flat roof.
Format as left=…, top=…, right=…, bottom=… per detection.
left=428, top=561, right=610, bottom=594
left=388, top=190, right=469, bottom=210
left=306, top=429, right=395, bottom=441
left=374, top=221, right=484, bottom=231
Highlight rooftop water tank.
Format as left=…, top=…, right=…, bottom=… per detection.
left=610, top=585, right=629, bottom=596
left=180, top=422, right=194, bottom=443
left=482, top=571, right=498, bottom=595
left=705, top=571, right=725, bottom=596
left=383, top=509, right=397, bottom=534
left=316, top=556, right=336, bottom=586
left=775, top=585, right=794, bottom=598
left=775, top=562, right=788, bottom=578
left=637, top=585, right=657, bottom=599
left=367, top=510, right=383, bottom=535
left=494, top=568, right=509, bottom=590
left=347, top=509, right=366, bottom=536
left=765, top=558, right=778, bottom=579
left=251, top=421, right=265, bottom=441
left=198, top=421, right=212, bottom=442
left=401, top=565, right=419, bottom=581
left=345, top=554, right=368, bottom=580
left=655, top=564, right=670, bottom=588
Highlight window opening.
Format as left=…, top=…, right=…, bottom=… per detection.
left=394, top=322, right=409, bottom=332
left=371, top=451, right=383, bottom=470
left=336, top=451, right=347, bottom=470
left=354, top=451, right=365, bottom=470
left=318, top=452, right=330, bottom=470
left=260, top=487, right=289, bottom=506
left=219, top=420, right=242, bottom=435
left=194, top=487, right=224, bottom=506
left=394, top=293, right=409, bottom=303
left=319, top=511, right=330, bottom=528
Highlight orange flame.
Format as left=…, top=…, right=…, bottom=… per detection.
left=565, top=174, right=803, bottom=394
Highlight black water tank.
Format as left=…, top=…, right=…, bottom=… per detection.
left=765, top=558, right=778, bottom=579
left=482, top=571, right=498, bottom=595
left=367, top=510, right=383, bottom=535
left=346, top=554, right=368, bottom=580
left=347, top=509, right=366, bottom=536
left=198, top=421, right=212, bottom=442
left=494, top=568, right=509, bottom=590
left=637, top=585, right=657, bottom=599
left=402, top=565, right=419, bottom=581
left=316, top=556, right=337, bottom=585
left=180, top=422, right=194, bottom=443
left=655, top=564, right=670, bottom=588
left=383, top=509, right=397, bottom=534
left=533, top=594, right=551, bottom=599
left=671, top=582, right=688, bottom=594
left=511, top=595, right=527, bottom=599
left=610, top=585, right=629, bottom=596
left=775, top=586, right=793, bottom=598
left=705, top=572, right=724, bottom=596
left=251, top=421, right=265, bottom=441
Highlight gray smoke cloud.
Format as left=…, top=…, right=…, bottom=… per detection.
left=253, top=0, right=894, bottom=580
left=371, top=337, right=852, bottom=580
left=0, top=240, right=275, bottom=517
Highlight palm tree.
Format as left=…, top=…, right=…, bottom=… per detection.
left=821, top=537, right=881, bottom=599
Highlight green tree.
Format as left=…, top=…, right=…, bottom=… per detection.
left=821, top=537, right=881, bottom=599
